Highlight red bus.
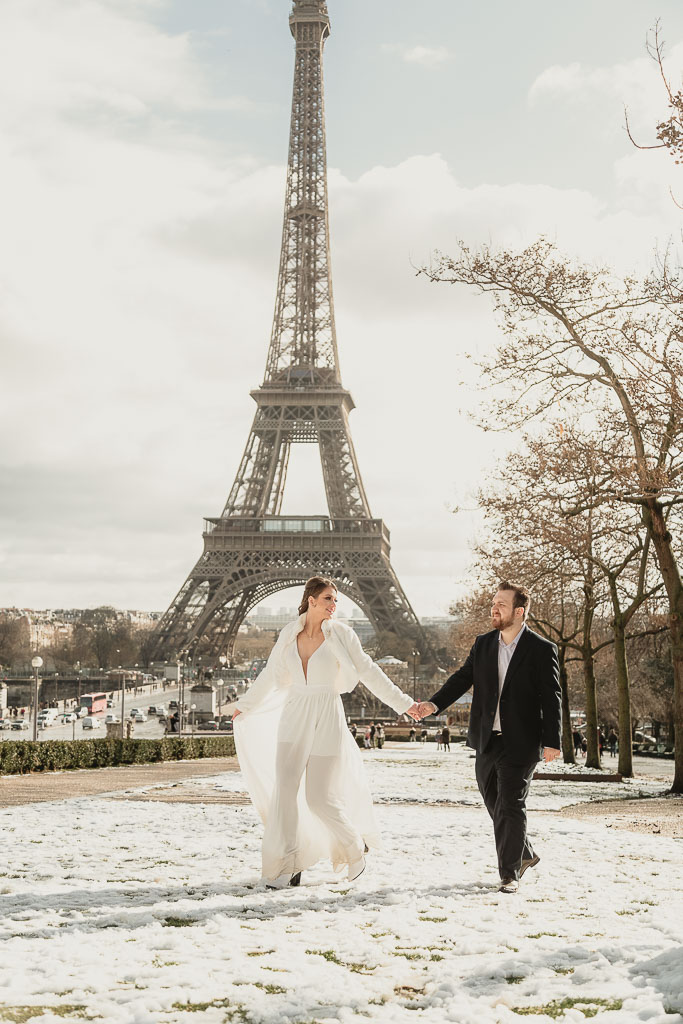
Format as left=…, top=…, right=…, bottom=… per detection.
left=80, top=692, right=107, bottom=715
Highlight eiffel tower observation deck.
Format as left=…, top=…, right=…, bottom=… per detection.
left=151, top=0, right=432, bottom=663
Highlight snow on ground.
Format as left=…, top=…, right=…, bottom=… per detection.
left=210, top=743, right=667, bottom=810
left=1, top=746, right=681, bottom=1024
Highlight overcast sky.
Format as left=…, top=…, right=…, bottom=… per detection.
left=0, top=0, right=681, bottom=618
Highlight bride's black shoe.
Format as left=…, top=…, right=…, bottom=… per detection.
left=289, top=872, right=302, bottom=887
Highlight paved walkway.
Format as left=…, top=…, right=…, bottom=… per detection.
left=0, top=757, right=239, bottom=807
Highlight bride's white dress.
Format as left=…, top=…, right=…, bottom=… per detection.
left=233, top=617, right=414, bottom=882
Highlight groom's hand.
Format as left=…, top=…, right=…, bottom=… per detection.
left=415, top=701, right=437, bottom=720
left=404, top=703, right=421, bottom=721
left=543, top=747, right=561, bottom=763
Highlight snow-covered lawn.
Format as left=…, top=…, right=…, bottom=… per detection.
left=1, top=746, right=681, bottom=1024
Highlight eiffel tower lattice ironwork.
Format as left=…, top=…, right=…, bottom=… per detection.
left=151, top=0, right=431, bottom=663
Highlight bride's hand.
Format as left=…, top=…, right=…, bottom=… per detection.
left=231, top=708, right=242, bottom=718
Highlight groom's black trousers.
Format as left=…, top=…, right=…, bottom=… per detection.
left=475, top=733, right=537, bottom=881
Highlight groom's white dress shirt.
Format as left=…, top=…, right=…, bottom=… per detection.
left=493, top=624, right=526, bottom=732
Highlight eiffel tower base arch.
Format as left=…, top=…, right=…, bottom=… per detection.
left=151, top=516, right=430, bottom=664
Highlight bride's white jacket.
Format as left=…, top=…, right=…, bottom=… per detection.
left=234, top=614, right=414, bottom=716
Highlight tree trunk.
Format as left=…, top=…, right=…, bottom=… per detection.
left=642, top=498, right=683, bottom=793
left=613, top=617, right=634, bottom=778
left=559, top=648, right=575, bottom=764
left=582, top=650, right=600, bottom=769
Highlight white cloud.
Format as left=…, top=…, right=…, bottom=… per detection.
left=528, top=41, right=683, bottom=138
left=381, top=43, right=451, bottom=67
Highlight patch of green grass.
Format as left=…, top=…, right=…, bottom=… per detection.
left=305, top=949, right=373, bottom=974
left=0, top=1007, right=89, bottom=1023
left=512, top=997, right=623, bottom=1018
left=253, top=983, right=287, bottom=995
left=419, top=916, right=447, bottom=923
left=171, top=998, right=239, bottom=1014
left=247, top=950, right=275, bottom=957
left=616, top=910, right=638, bottom=916
left=162, top=916, right=197, bottom=928
left=552, top=967, right=575, bottom=975
left=526, top=932, right=559, bottom=939
left=506, top=976, right=525, bottom=985
left=151, top=957, right=178, bottom=968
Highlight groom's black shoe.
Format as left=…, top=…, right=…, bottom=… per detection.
left=519, top=855, right=540, bottom=878
left=289, top=872, right=302, bottom=887
left=498, top=877, right=519, bottom=894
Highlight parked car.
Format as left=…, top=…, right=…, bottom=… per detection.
left=104, top=714, right=120, bottom=724
left=82, top=717, right=101, bottom=730
left=218, top=720, right=233, bottom=732
left=168, top=700, right=178, bottom=710
left=203, top=720, right=219, bottom=731
left=62, top=712, right=77, bottom=723
left=129, top=708, right=142, bottom=718
left=75, top=706, right=88, bottom=718
left=11, top=720, right=29, bottom=730
left=132, top=711, right=147, bottom=723
left=0, top=718, right=11, bottom=730
left=106, top=699, right=114, bottom=708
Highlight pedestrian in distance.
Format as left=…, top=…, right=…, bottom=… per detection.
left=608, top=730, right=618, bottom=757
left=376, top=723, right=385, bottom=749
left=363, top=726, right=371, bottom=749
left=413, top=581, right=562, bottom=895
left=229, top=576, right=421, bottom=889
left=573, top=729, right=583, bottom=756
left=441, top=725, right=451, bottom=752
left=409, top=726, right=416, bottom=742
left=369, top=722, right=376, bottom=748
left=350, top=723, right=357, bottom=739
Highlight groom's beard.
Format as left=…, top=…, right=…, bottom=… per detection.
left=491, top=611, right=515, bottom=631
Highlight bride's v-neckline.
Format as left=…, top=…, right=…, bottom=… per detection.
left=297, top=636, right=326, bottom=683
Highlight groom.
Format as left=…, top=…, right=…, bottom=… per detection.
left=415, top=582, right=562, bottom=893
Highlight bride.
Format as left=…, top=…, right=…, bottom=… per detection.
left=230, top=576, right=420, bottom=888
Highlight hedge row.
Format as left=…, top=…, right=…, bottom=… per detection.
left=0, top=735, right=236, bottom=775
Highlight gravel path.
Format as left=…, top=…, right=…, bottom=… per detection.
left=0, top=757, right=239, bottom=807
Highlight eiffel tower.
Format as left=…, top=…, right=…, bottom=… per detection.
left=151, top=0, right=430, bottom=664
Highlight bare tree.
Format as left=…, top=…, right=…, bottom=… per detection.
left=625, top=21, right=683, bottom=203
left=420, top=242, right=683, bottom=790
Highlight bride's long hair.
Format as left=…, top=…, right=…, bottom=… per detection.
left=298, top=576, right=338, bottom=616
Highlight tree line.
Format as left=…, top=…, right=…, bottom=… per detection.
left=0, top=608, right=157, bottom=675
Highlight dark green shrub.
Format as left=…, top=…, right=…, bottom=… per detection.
left=0, top=735, right=236, bottom=775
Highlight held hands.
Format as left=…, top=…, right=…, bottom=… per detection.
left=403, top=701, right=437, bottom=721
left=543, top=747, right=561, bottom=763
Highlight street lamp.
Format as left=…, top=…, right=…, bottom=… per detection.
left=191, top=703, right=196, bottom=734
left=31, top=657, right=43, bottom=742
left=117, top=650, right=125, bottom=739
left=412, top=649, right=420, bottom=697
left=219, top=655, right=227, bottom=712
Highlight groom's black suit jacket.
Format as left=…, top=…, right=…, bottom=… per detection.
left=429, top=627, right=562, bottom=763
